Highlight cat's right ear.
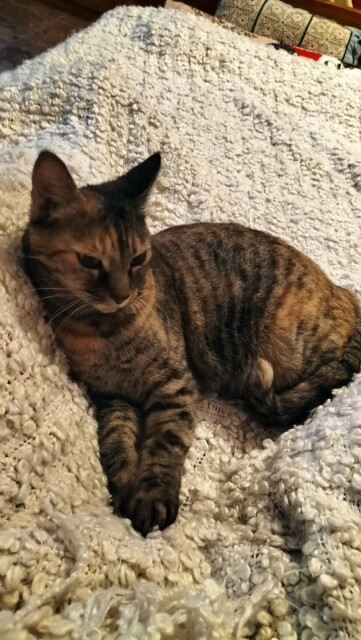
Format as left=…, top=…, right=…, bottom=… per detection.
left=31, top=150, right=77, bottom=222
left=122, top=152, right=161, bottom=203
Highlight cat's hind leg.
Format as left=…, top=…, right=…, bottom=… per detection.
left=246, top=317, right=361, bottom=427
left=249, top=357, right=274, bottom=393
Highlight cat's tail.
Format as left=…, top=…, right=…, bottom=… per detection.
left=247, top=310, right=361, bottom=428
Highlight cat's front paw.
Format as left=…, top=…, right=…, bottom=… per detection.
left=122, top=484, right=180, bottom=537
left=109, top=480, right=134, bottom=515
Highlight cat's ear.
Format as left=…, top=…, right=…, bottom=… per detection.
left=122, top=153, right=161, bottom=202
left=31, top=150, right=77, bottom=221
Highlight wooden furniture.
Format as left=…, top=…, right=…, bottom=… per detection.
left=40, top=0, right=361, bottom=28
left=288, top=0, right=361, bottom=28
left=41, top=0, right=218, bottom=20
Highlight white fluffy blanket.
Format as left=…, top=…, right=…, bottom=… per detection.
left=1, top=7, right=361, bottom=639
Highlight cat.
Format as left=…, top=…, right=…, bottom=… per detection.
left=22, top=150, right=361, bottom=536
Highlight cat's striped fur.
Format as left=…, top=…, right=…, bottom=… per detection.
left=22, top=151, right=361, bottom=535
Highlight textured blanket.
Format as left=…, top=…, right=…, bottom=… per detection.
left=0, top=6, right=361, bottom=639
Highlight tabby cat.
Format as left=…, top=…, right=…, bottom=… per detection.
left=22, top=151, right=361, bottom=536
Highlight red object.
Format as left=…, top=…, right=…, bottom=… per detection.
left=292, top=46, right=323, bottom=61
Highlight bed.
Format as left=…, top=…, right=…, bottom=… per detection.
left=41, top=0, right=361, bottom=28
left=0, top=6, right=361, bottom=639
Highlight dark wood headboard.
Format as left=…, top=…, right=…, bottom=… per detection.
left=41, top=0, right=219, bottom=20
left=39, top=0, right=361, bottom=29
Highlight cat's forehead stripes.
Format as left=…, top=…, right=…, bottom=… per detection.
left=92, top=227, right=119, bottom=257
left=130, top=234, right=148, bottom=255
left=84, top=188, right=129, bottom=228
left=117, top=221, right=130, bottom=250
left=81, top=190, right=147, bottom=255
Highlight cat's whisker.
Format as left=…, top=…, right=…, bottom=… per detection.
left=137, top=295, right=154, bottom=309
left=137, top=296, right=162, bottom=314
left=132, top=295, right=162, bottom=320
left=137, top=290, right=160, bottom=308
left=72, top=301, right=92, bottom=319
left=25, top=286, right=71, bottom=295
left=56, top=303, right=87, bottom=329
left=42, top=300, right=81, bottom=336
left=74, top=304, right=91, bottom=319
left=72, top=304, right=92, bottom=323
left=37, top=294, right=72, bottom=303
left=53, top=302, right=90, bottom=334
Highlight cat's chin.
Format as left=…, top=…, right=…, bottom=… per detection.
left=94, top=298, right=133, bottom=314
left=96, top=307, right=119, bottom=315
left=89, top=289, right=139, bottom=315
left=95, top=304, right=122, bottom=314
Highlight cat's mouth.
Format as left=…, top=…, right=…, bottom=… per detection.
left=94, top=290, right=139, bottom=314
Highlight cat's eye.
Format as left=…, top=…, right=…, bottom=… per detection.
left=77, top=253, right=102, bottom=270
left=130, top=251, right=147, bottom=268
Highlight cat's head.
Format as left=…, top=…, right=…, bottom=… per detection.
left=23, top=150, right=161, bottom=314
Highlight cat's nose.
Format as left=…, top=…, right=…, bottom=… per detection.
left=108, top=271, right=130, bottom=305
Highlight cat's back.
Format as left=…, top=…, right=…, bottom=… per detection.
left=153, top=222, right=257, bottom=254
left=151, top=222, right=278, bottom=272
left=150, top=222, right=358, bottom=395
left=151, top=222, right=355, bottom=331
left=151, top=222, right=306, bottom=289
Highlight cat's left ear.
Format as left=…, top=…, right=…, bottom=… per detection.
left=31, top=150, right=77, bottom=221
left=122, top=153, right=161, bottom=202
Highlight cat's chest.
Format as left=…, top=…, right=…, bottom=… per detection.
left=57, top=322, right=167, bottom=397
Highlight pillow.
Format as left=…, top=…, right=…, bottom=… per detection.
left=165, top=1, right=361, bottom=70
left=216, top=0, right=352, bottom=60
left=343, top=25, right=361, bottom=65
left=164, top=0, right=278, bottom=41
left=163, top=1, right=195, bottom=13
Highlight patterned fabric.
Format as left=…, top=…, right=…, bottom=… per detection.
left=255, top=0, right=311, bottom=44
left=166, top=0, right=361, bottom=69
left=217, top=0, right=352, bottom=60
left=301, top=15, right=351, bottom=58
left=219, top=0, right=266, bottom=32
